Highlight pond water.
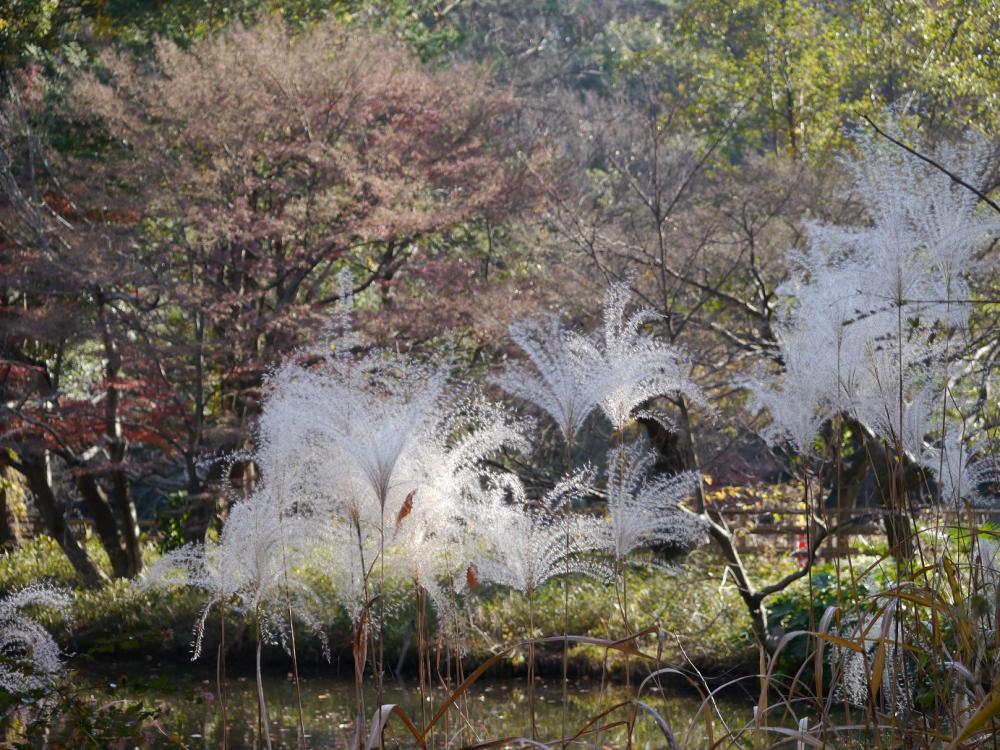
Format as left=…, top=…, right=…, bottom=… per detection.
left=65, top=667, right=757, bottom=748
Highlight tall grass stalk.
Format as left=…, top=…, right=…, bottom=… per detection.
left=285, top=602, right=306, bottom=749
left=377, top=502, right=386, bottom=750
left=528, top=583, right=538, bottom=740
left=352, top=516, right=370, bottom=748
left=560, top=433, right=573, bottom=746
left=415, top=584, right=429, bottom=731
left=276, top=478, right=307, bottom=750
left=217, top=591, right=229, bottom=750
left=254, top=605, right=273, bottom=750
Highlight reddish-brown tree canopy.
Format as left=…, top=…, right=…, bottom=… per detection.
left=0, top=18, right=539, bottom=573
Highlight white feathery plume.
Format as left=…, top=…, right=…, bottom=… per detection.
left=749, top=366, right=831, bottom=456
left=844, top=129, right=998, bottom=316
left=386, top=398, right=529, bottom=616
left=920, top=432, right=1000, bottom=508
left=494, top=281, right=699, bottom=441
left=855, top=378, right=938, bottom=458
left=582, top=281, right=701, bottom=431
left=603, top=441, right=705, bottom=561
left=833, top=600, right=907, bottom=711
left=491, top=312, right=602, bottom=444
left=0, top=584, right=72, bottom=693
left=257, top=278, right=532, bottom=632
left=253, top=346, right=448, bottom=632
left=140, top=482, right=323, bottom=659
left=139, top=542, right=221, bottom=659
left=310, top=523, right=372, bottom=626
left=258, top=349, right=448, bottom=521
left=752, top=126, right=999, bottom=465
left=470, top=470, right=608, bottom=594
left=216, top=488, right=325, bottom=640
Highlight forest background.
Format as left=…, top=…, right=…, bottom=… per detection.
left=1, top=0, right=1000, bottom=728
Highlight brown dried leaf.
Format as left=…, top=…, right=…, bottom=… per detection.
left=396, top=491, right=415, bottom=528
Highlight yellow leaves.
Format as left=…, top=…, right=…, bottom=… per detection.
left=703, top=480, right=804, bottom=509
left=704, top=484, right=744, bottom=504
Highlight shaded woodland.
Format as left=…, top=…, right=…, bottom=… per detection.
left=2, top=1, right=1000, bottom=747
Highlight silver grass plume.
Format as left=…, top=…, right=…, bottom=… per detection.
left=602, top=440, right=706, bottom=561
left=140, top=483, right=324, bottom=659
left=256, top=286, right=529, bottom=629
left=0, top=584, right=72, bottom=693
left=833, top=600, right=908, bottom=713
left=580, top=281, right=701, bottom=430
left=752, top=126, right=1000, bottom=463
left=920, top=431, right=1000, bottom=508
left=491, top=312, right=601, bottom=444
left=254, top=346, right=448, bottom=629
left=493, top=281, right=699, bottom=441
left=215, top=488, right=327, bottom=649
left=470, top=470, right=608, bottom=594
left=386, top=398, right=529, bottom=619
left=258, top=347, right=449, bottom=521
left=139, top=542, right=220, bottom=659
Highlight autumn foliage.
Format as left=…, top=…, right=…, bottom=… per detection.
left=0, top=18, right=537, bottom=580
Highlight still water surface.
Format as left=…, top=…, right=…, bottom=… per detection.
left=70, top=667, right=756, bottom=748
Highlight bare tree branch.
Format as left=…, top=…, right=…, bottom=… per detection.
left=862, top=114, right=1000, bottom=215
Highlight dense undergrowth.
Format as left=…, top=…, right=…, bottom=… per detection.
left=9, top=526, right=998, bottom=749
left=0, top=536, right=787, bottom=675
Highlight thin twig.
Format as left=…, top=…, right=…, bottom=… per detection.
left=861, top=115, right=1000, bottom=215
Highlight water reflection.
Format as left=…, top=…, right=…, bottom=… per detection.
left=69, top=668, right=752, bottom=748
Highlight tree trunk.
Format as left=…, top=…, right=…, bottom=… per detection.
left=97, top=301, right=143, bottom=576
left=860, top=429, right=917, bottom=561
left=0, top=458, right=22, bottom=550
left=74, top=472, right=133, bottom=578
left=182, top=481, right=219, bottom=544
left=108, top=442, right=142, bottom=577
left=19, top=453, right=106, bottom=587
left=183, top=454, right=254, bottom=543
left=647, top=397, right=773, bottom=647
